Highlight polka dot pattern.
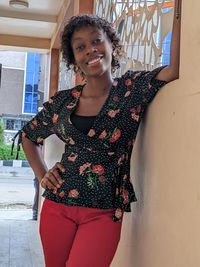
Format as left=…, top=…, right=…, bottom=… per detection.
left=18, top=66, right=167, bottom=222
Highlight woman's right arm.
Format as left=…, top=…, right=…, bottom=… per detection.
left=22, top=136, right=47, bottom=181
left=22, top=136, right=64, bottom=190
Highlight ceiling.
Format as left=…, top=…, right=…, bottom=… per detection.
left=0, top=0, right=72, bottom=51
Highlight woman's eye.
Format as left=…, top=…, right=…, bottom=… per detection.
left=76, top=45, right=85, bottom=51
left=93, top=38, right=101, bottom=45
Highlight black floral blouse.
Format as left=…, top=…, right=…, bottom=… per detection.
left=14, top=66, right=167, bottom=222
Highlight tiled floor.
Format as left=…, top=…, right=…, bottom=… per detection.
left=0, top=219, right=44, bottom=267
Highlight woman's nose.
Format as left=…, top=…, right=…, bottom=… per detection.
left=86, top=45, right=97, bottom=55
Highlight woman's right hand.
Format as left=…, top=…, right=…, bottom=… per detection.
left=40, top=162, right=65, bottom=190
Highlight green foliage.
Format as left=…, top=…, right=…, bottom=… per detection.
left=0, top=144, right=26, bottom=160
left=0, top=119, right=4, bottom=145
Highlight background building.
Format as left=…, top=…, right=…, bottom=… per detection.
left=0, top=51, right=46, bottom=143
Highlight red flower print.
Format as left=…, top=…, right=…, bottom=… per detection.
left=113, top=80, right=118, bottom=87
left=131, top=113, right=139, bottom=122
left=130, top=107, right=136, bottom=113
left=37, top=137, right=44, bottom=143
left=59, top=191, right=65, bottom=197
left=68, top=137, right=75, bottom=145
left=99, top=175, right=106, bottom=184
left=99, top=130, right=107, bottom=139
left=30, top=118, right=37, bottom=129
left=124, top=91, right=131, bottom=97
left=88, top=129, right=96, bottom=137
left=92, top=165, right=105, bottom=175
left=118, top=154, right=125, bottom=165
left=122, top=189, right=129, bottom=204
left=125, top=79, right=132, bottom=86
left=32, top=118, right=38, bottom=126
left=68, top=189, right=79, bottom=198
left=123, top=174, right=128, bottom=180
left=109, top=129, right=121, bottom=143
left=116, top=188, right=119, bottom=195
left=68, top=153, right=78, bottom=162
left=137, top=105, right=141, bottom=113
left=72, top=89, right=81, bottom=98
left=67, top=102, right=76, bottom=109
left=52, top=188, right=57, bottom=194
left=52, top=114, right=58, bottom=124
left=108, top=151, right=115, bottom=156
left=22, top=132, right=26, bottom=138
left=107, top=109, right=120, bottom=118
left=130, top=107, right=140, bottom=122
left=115, top=208, right=123, bottom=219
left=79, top=162, right=91, bottom=175
left=113, top=96, right=119, bottom=102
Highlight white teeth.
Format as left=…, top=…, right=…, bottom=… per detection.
left=88, top=57, right=102, bottom=65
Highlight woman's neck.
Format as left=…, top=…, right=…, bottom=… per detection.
left=83, top=73, right=113, bottom=98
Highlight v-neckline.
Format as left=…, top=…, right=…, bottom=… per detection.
left=69, top=78, right=118, bottom=138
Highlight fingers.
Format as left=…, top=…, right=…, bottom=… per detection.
left=54, top=162, right=65, bottom=184
left=40, top=163, right=65, bottom=190
left=55, top=162, right=65, bottom=173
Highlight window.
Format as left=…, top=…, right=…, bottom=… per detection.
left=161, top=6, right=173, bottom=65
left=23, top=53, right=40, bottom=114
left=6, top=120, right=14, bottom=130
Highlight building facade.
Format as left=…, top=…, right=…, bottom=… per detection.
left=0, top=51, right=46, bottom=143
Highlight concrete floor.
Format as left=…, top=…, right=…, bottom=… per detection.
left=0, top=219, right=44, bottom=267
left=0, top=167, right=44, bottom=267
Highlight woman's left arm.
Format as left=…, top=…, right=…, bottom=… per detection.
left=156, top=0, right=182, bottom=82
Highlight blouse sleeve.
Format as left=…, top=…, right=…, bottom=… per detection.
left=11, top=89, right=71, bottom=159
left=21, top=95, right=57, bottom=145
left=135, top=65, right=168, bottom=107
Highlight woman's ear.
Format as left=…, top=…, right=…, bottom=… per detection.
left=74, top=64, right=80, bottom=73
left=74, top=64, right=86, bottom=81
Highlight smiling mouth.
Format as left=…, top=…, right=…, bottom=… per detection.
left=87, top=56, right=104, bottom=66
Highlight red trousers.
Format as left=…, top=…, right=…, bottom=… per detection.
left=40, top=199, right=122, bottom=267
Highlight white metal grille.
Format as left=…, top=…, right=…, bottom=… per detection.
left=94, top=0, right=174, bottom=75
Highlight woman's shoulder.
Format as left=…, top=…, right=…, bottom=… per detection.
left=51, top=84, right=83, bottom=102
left=42, top=85, right=82, bottom=112
left=119, top=66, right=167, bottom=84
left=119, top=69, right=145, bottom=82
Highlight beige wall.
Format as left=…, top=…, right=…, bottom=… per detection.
left=111, top=1, right=200, bottom=267
left=0, top=68, right=24, bottom=115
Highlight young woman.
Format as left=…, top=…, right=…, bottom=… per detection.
left=15, top=1, right=181, bottom=266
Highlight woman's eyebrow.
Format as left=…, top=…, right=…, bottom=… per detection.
left=72, top=29, right=102, bottom=43
left=72, top=37, right=84, bottom=42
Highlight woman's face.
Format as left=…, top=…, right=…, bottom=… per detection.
left=71, top=26, right=113, bottom=78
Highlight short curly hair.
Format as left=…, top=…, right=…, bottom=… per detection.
left=61, top=14, right=122, bottom=75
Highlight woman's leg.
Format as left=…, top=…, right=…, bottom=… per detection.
left=66, top=208, right=122, bottom=267
left=39, top=199, right=78, bottom=267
